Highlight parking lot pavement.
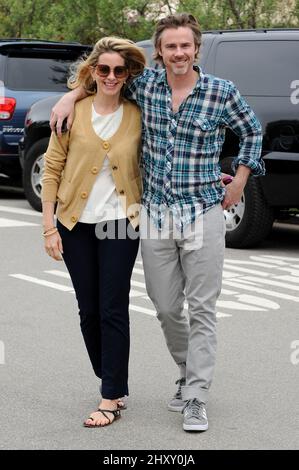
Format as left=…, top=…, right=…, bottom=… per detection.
left=0, top=195, right=299, bottom=450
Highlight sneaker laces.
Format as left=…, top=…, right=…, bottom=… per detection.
left=174, top=377, right=186, bottom=399
left=183, top=398, right=204, bottom=417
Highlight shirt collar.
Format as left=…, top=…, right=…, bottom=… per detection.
left=156, top=68, right=167, bottom=85
left=156, top=65, right=209, bottom=90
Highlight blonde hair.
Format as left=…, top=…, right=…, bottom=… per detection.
left=153, top=13, right=202, bottom=64
left=68, top=37, right=146, bottom=94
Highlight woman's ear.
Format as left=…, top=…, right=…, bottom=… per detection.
left=89, top=65, right=96, bottom=81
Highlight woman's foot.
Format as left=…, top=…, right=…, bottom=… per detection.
left=84, top=399, right=120, bottom=427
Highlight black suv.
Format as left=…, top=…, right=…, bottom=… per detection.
left=0, top=39, right=91, bottom=187
left=20, top=30, right=299, bottom=247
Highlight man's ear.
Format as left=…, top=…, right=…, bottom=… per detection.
left=157, top=46, right=162, bottom=58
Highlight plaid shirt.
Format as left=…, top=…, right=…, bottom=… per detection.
left=126, top=66, right=264, bottom=230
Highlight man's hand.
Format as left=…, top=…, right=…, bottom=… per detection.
left=50, top=86, right=87, bottom=136
left=221, top=165, right=251, bottom=210
left=221, top=179, right=245, bottom=210
left=220, top=172, right=233, bottom=187
left=50, top=95, right=75, bottom=137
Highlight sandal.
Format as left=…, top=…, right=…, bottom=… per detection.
left=83, top=408, right=121, bottom=428
left=117, top=398, right=127, bottom=410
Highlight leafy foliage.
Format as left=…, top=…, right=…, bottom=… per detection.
left=0, top=0, right=298, bottom=44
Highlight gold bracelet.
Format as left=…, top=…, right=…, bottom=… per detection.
left=43, top=227, right=58, bottom=237
left=43, top=226, right=56, bottom=234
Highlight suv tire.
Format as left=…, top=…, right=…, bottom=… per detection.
left=23, top=137, right=49, bottom=212
left=224, top=175, right=274, bottom=248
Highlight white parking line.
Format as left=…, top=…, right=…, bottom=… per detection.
left=0, top=218, right=39, bottom=227
left=233, top=294, right=279, bottom=310
left=222, top=270, right=242, bottom=278
left=217, top=300, right=265, bottom=311
left=131, top=280, right=147, bottom=288
left=238, top=276, right=299, bottom=291
left=275, top=267, right=299, bottom=276
left=249, top=256, right=289, bottom=266
left=0, top=205, right=42, bottom=217
left=223, top=279, right=299, bottom=302
left=9, top=274, right=74, bottom=292
left=223, top=264, right=270, bottom=276
left=130, top=289, right=145, bottom=298
left=129, top=304, right=156, bottom=316
left=10, top=253, right=299, bottom=317
left=225, top=259, right=281, bottom=269
left=129, top=304, right=232, bottom=318
left=45, top=270, right=70, bottom=279
left=261, top=255, right=299, bottom=262
left=275, top=275, right=299, bottom=284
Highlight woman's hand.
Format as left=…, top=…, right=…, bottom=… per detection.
left=44, top=231, right=64, bottom=261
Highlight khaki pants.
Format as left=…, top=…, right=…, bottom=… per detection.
left=140, top=204, right=225, bottom=404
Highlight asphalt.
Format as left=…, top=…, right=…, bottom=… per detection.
left=0, top=194, right=298, bottom=450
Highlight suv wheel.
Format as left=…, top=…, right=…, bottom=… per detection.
left=23, top=137, right=49, bottom=212
left=224, top=176, right=274, bottom=248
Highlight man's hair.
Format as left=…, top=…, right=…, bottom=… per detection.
left=153, top=13, right=202, bottom=64
left=68, top=37, right=146, bottom=94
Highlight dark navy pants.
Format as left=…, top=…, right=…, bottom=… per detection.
left=57, top=219, right=139, bottom=399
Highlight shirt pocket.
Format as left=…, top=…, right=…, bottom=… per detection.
left=193, top=117, right=219, bottom=132
left=191, top=117, right=221, bottom=152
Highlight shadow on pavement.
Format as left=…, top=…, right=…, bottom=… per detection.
left=259, top=221, right=299, bottom=252
left=0, top=185, right=25, bottom=200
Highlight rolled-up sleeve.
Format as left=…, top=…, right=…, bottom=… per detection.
left=221, top=81, right=265, bottom=176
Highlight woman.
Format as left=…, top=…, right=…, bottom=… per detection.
left=42, top=37, right=145, bottom=427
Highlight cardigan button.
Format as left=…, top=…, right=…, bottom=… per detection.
left=91, top=166, right=98, bottom=174
left=71, top=216, right=77, bottom=223
left=81, top=191, right=88, bottom=199
left=102, top=141, right=110, bottom=150
left=129, top=214, right=134, bottom=219
left=112, top=165, right=118, bottom=171
left=119, top=190, right=125, bottom=195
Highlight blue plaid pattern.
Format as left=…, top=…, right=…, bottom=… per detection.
left=126, top=66, right=264, bottom=230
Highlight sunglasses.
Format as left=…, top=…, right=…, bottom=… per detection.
left=94, top=64, right=128, bottom=78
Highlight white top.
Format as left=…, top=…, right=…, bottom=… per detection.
left=79, top=103, right=126, bottom=223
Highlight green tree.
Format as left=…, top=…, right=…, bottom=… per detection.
left=0, top=0, right=298, bottom=43
left=177, top=0, right=298, bottom=29
left=0, top=0, right=54, bottom=38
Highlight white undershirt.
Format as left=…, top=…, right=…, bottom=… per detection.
left=79, top=103, right=126, bottom=224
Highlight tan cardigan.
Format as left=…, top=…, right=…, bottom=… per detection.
left=42, top=96, right=142, bottom=230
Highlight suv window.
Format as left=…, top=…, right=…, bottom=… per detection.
left=140, top=45, right=155, bottom=67
left=5, top=51, right=82, bottom=91
left=214, top=40, right=298, bottom=96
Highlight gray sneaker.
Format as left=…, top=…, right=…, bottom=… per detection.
left=167, top=377, right=186, bottom=412
left=182, top=398, right=208, bottom=431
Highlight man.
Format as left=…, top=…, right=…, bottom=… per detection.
left=51, top=13, right=264, bottom=432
